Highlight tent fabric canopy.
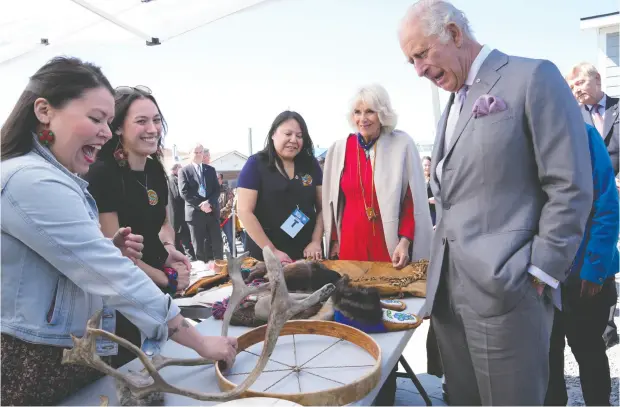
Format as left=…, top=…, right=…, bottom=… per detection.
left=0, top=0, right=269, bottom=65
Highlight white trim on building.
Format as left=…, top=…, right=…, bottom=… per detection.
left=580, top=11, right=620, bottom=97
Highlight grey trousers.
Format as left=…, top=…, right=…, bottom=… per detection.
left=432, top=249, right=554, bottom=405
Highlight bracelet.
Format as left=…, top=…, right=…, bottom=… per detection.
left=163, top=241, right=174, bottom=247
left=163, top=267, right=178, bottom=296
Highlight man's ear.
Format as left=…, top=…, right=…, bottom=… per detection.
left=595, top=73, right=602, bottom=87
left=33, top=98, right=53, bottom=125
left=448, top=23, right=463, bottom=48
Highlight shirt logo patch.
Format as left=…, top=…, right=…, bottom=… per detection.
left=301, top=174, right=313, bottom=186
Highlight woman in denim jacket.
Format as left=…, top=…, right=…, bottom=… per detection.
left=0, top=57, right=237, bottom=405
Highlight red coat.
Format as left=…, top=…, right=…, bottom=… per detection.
left=337, top=135, right=414, bottom=262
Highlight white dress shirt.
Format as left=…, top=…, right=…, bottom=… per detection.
left=586, top=94, right=607, bottom=119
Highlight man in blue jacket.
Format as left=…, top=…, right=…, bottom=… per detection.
left=545, top=124, right=619, bottom=406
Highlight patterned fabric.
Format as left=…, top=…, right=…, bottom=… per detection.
left=1, top=334, right=106, bottom=406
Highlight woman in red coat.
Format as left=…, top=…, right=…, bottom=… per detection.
left=322, top=83, right=432, bottom=405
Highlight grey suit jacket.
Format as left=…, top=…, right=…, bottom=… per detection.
left=581, top=95, right=619, bottom=175
left=423, top=50, right=594, bottom=318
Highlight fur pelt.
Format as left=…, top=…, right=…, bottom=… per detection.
left=244, top=260, right=341, bottom=292
left=332, top=275, right=383, bottom=324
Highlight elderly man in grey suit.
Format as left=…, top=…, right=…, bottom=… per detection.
left=399, top=1, right=593, bottom=405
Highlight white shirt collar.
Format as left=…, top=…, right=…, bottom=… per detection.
left=464, top=45, right=494, bottom=87
left=586, top=94, right=606, bottom=112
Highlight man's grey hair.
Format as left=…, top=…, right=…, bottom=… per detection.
left=565, top=62, right=600, bottom=81
left=347, top=84, right=398, bottom=134
left=170, top=163, right=182, bottom=172
left=404, top=0, right=475, bottom=43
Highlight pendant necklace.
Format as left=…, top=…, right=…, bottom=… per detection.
left=134, top=173, right=159, bottom=206
left=357, top=140, right=378, bottom=235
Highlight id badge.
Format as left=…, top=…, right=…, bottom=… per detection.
left=198, top=184, right=206, bottom=198
left=280, top=208, right=309, bottom=238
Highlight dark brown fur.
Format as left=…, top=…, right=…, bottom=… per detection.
left=332, top=275, right=383, bottom=324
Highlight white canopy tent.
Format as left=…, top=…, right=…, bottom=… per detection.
left=1, top=0, right=272, bottom=64
left=0, top=0, right=442, bottom=154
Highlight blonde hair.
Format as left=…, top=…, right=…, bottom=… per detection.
left=347, top=84, right=398, bottom=134
left=565, top=62, right=600, bottom=81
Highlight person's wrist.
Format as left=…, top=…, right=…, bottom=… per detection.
left=399, top=236, right=411, bottom=247
left=163, top=267, right=178, bottom=295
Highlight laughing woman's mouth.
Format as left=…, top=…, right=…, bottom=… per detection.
left=82, top=144, right=101, bottom=163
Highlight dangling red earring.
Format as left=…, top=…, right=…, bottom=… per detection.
left=113, top=146, right=128, bottom=167
left=38, top=129, right=55, bottom=147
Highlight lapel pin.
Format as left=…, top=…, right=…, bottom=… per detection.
left=475, top=78, right=481, bottom=83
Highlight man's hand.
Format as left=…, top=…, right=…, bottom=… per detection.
left=580, top=280, right=603, bottom=298
left=531, top=277, right=545, bottom=296
left=112, top=227, right=144, bottom=261
left=200, top=201, right=212, bottom=213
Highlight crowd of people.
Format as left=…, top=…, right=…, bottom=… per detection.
left=1, top=0, right=618, bottom=405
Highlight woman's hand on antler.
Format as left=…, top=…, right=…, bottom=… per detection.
left=198, top=336, right=238, bottom=370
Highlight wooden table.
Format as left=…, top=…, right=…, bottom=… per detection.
left=61, top=297, right=427, bottom=406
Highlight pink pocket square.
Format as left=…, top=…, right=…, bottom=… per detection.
left=472, top=94, right=507, bottom=118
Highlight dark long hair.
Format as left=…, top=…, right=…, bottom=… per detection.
left=97, top=88, right=168, bottom=178
left=1, top=57, right=113, bottom=160
left=258, top=111, right=315, bottom=173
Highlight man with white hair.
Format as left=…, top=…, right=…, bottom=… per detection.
left=398, top=1, right=593, bottom=404
left=566, top=62, right=619, bottom=176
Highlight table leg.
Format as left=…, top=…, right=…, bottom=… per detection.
left=395, top=355, right=433, bottom=406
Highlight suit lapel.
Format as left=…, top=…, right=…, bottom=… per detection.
left=431, top=94, right=454, bottom=188
left=444, top=50, right=507, bottom=159
left=603, top=96, right=619, bottom=142
left=581, top=105, right=594, bottom=127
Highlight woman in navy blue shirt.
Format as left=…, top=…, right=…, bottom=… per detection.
left=237, top=111, right=323, bottom=263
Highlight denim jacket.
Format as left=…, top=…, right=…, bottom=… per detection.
left=1, top=139, right=180, bottom=355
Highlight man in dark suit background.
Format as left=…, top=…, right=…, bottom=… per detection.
left=202, top=148, right=223, bottom=260
left=566, top=62, right=619, bottom=175
left=179, top=144, right=222, bottom=262
left=566, top=62, right=620, bottom=349
left=168, top=163, right=195, bottom=260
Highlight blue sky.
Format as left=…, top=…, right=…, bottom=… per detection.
left=0, top=0, right=617, bottom=157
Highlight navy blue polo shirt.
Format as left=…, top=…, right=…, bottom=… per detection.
left=238, top=153, right=323, bottom=261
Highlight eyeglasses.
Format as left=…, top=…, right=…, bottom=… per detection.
left=115, top=85, right=152, bottom=95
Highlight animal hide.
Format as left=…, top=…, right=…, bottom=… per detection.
left=332, top=275, right=383, bottom=324
left=244, top=260, right=341, bottom=292
left=321, top=260, right=428, bottom=297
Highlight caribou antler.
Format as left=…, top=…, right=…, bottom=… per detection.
left=62, top=247, right=336, bottom=403
left=221, top=250, right=270, bottom=337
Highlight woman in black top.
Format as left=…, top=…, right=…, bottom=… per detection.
left=237, top=111, right=323, bottom=264
left=86, top=86, right=190, bottom=366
